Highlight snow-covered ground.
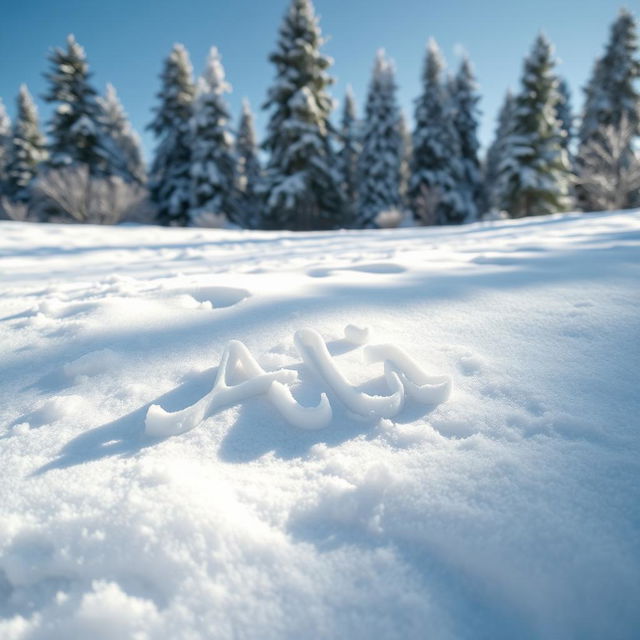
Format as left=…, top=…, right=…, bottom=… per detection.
left=1, top=211, right=639, bottom=639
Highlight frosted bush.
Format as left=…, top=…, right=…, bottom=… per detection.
left=375, top=208, right=405, bottom=229
left=33, top=165, right=150, bottom=224
left=0, top=197, right=30, bottom=221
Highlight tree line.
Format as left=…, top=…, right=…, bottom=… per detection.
left=0, top=0, right=638, bottom=229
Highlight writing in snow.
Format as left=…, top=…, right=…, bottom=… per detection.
left=145, top=325, right=452, bottom=437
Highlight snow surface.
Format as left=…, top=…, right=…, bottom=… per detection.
left=1, top=211, right=639, bottom=639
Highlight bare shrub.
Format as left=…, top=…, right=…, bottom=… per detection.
left=412, top=183, right=442, bottom=226
left=578, top=115, right=640, bottom=211
left=190, top=210, right=227, bottom=228
left=0, top=197, right=31, bottom=221
left=374, top=208, right=405, bottom=229
left=33, top=165, right=150, bottom=224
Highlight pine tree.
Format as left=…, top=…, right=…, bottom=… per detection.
left=189, top=47, right=238, bottom=227
left=497, top=34, right=572, bottom=217
left=356, top=51, right=404, bottom=228
left=148, top=44, right=195, bottom=226
left=0, top=99, right=10, bottom=195
left=450, top=56, right=482, bottom=221
left=484, top=90, right=517, bottom=214
left=337, top=87, right=360, bottom=225
left=98, top=84, right=145, bottom=184
left=260, top=0, right=344, bottom=230
left=43, top=35, right=109, bottom=175
left=398, top=110, right=412, bottom=212
left=579, top=9, right=640, bottom=143
left=5, top=85, right=47, bottom=201
left=577, top=9, right=640, bottom=211
left=555, top=77, right=573, bottom=153
left=235, top=98, right=261, bottom=229
left=409, top=39, right=463, bottom=225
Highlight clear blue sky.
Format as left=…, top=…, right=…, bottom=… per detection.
left=0, top=0, right=628, bottom=158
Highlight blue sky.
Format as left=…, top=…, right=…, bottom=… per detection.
left=0, top=0, right=628, bottom=158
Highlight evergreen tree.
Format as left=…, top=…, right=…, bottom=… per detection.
left=43, top=35, right=109, bottom=175
left=577, top=9, right=640, bottom=210
left=0, top=99, right=10, bottom=194
left=450, top=56, right=482, bottom=221
left=356, top=51, right=404, bottom=228
left=337, top=86, right=360, bottom=225
left=497, top=34, right=572, bottom=217
left=579, top=9, right=640, bottom=143
left=409, top=39, right=463, bottom=225
left=235, top=98, right=262, bottom=229
left=148, top=44, right=195, bottom=226
left=5, top=85, right=47, bottom=201
left=555, top=77, right=573, bottom=153
left=189, top=47, right=238, bottom=227
left=260, top=0, right=344, bottom=230
left=398, top=110, right=412, bottom=213
left=484, top=90, right=517, bottom=213
left=98, top=84, right=145, bottom=184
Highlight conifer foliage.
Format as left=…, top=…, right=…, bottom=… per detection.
left=43, top=35, right=108, bottom=175
left=496, top=34, right=572, bottom=217
left=189, top=47, right=238, bottom=227
left=235, top=99, right=262, bottom=229
left=409, top=40, right=462, bottom=225
left=397, top=111, right=412, bottom=213
left=98, top=84, right=146, bottom=185
left=450, top=57, right=482, bottom=222
left=577, top=10, right=640, bottom=210
left=5, top=86, right=47, bottom=201
left=484, top=90, right=516, bottom=213
left=357, top=51, right=404, bottom=228
left=579, top=10, right=640, bottom=144
left=0, top=100, right=10, bottom=194
left=148, top=44, right=196, bottom=226
left=260, top=0, right=344, bottom=230
left=1, top=5, right=639, bottom=227
left=555, top=77, right=574, bottom=153
left=337, top=87, right=361, bottom=224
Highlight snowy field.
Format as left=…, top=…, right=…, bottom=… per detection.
left=1, top=211, right=639, bottom=639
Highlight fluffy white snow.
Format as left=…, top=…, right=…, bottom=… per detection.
left=1, top=211, right=639, bottom=639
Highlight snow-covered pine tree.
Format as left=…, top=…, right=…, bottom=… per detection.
left=577, top=9, right=640, bottom=211
left=260, top=0, right=344, bottom=231
left=555, top=77, right=573, bottom=153
left=409, top=39, right=463, bottom=225
left=235, top=98, right=261, bottom=229
left=0, top=99, right=10, bottom=195
left=497, top=34, right=572, bottom=217
left=189, top=47, right=238, bottom=228
left=43, top=35, right=110, bottom=175
left=5, top=85, right=47, bottom=201
left=450, top=56, right=482, bottom=221
left=398, top=110, right=412, bottom=214
left=337, top=86, right=360, bottom=225
left=483, top=90, right=516, bottom=214
left=579, top=10, right=640, bottom=144
left=356, top=51, right=404, bottom=228
left=148, top=44, right=195, bottom=226
left=98, top=84, right=145, bottom=185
